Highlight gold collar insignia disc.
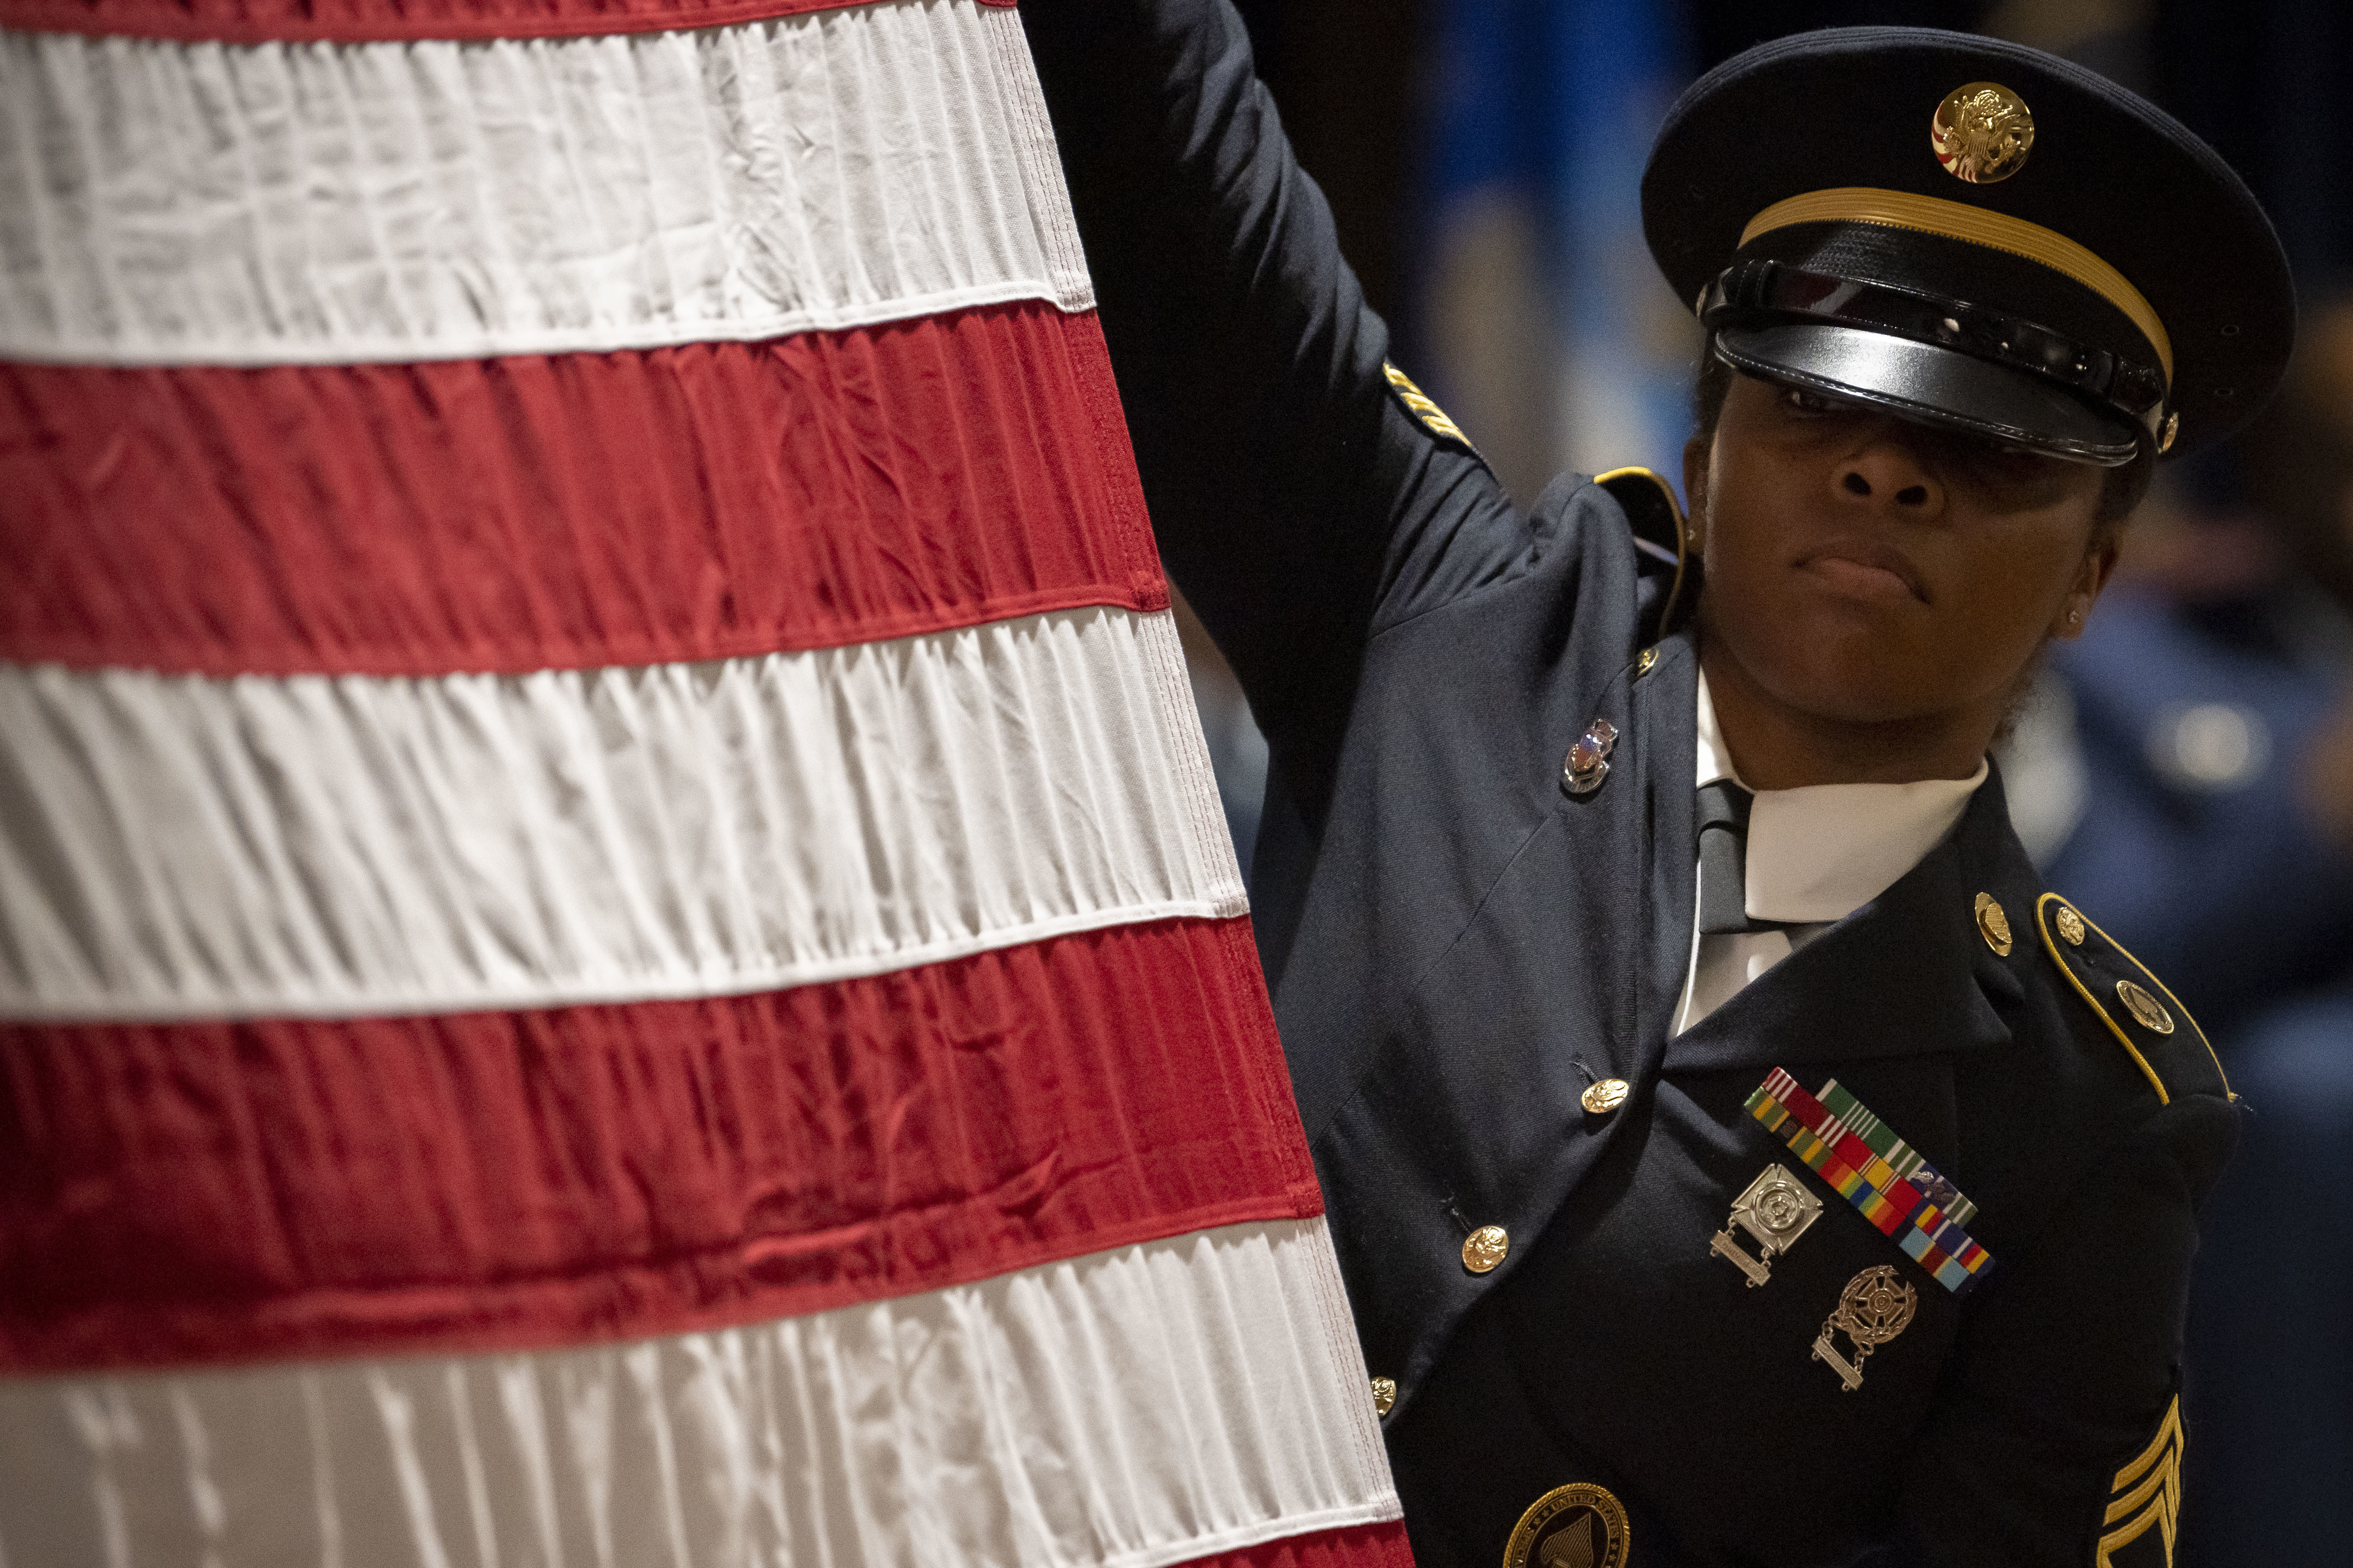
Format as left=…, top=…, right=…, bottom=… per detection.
left=2116, top=979, right=2176, bottom=1035
left=1974, top=892, right=2013, bottom=956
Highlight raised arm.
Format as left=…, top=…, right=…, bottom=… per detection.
left=1019, top=0, right=1521, bottom=769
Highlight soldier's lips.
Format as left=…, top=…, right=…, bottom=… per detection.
left=1795, top=540, right=1929, bottom=604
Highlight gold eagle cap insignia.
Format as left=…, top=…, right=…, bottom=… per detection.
left=1932, top=81, right=2035, bottom=183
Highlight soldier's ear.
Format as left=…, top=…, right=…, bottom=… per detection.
left=2050, top=534, right=2121, bottom=641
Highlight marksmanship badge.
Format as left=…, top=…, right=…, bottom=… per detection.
left=1811, top=1265, right=1918, bottom=1392
left=1710, top=1163, right=1824, bottom=1287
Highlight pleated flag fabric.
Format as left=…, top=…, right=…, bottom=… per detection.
left=0, top=3, right=1414, bottom=1564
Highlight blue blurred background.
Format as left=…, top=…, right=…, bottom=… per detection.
left=1169, top=1, right=2353, bottom=1560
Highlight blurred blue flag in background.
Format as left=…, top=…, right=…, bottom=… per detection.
left=1412, top=0, right=1699, bottom=504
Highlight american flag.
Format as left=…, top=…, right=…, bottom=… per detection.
left=0, top=1, right=1412, bottom=1563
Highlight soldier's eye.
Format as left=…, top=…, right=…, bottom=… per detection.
left=1780, top=385, right=1839, bottom=415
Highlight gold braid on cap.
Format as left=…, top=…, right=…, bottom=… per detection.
left=1738, top=186, right=2173, bottom=384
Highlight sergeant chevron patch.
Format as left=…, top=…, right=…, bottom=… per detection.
left=2098, top=1396, right=2183, bottom=1568
left=1382, top=361, right=1477, bottom=451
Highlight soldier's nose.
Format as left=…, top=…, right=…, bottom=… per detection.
left=1838, top=466, right=1935, bottom=509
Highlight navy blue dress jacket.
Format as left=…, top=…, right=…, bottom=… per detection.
left=1020, top=4, right=2237, bottom=1564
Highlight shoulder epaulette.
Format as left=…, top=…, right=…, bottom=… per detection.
left=1594, top=467, right=1685, bottom=564
left=1595, top=466, right=1691, bottom=641
left=2035, top=894, right=2232, bottom=1106
left=1381, top=361, right=1479, bottom=455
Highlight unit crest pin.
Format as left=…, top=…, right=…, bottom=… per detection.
left=1562, top=718, right=1618, bottom=795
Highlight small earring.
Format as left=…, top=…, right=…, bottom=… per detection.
left=2066, top=606, right=2083, bottom=625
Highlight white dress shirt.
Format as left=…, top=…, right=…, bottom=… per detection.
left=1673, top=671, right=1988, bottom=1033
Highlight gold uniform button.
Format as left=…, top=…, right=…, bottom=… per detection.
left=2055, top=903, right=2088, bottom=946
left=1370, top=1376, right=1397, bottom=1418
left=2117, top=979, right=2176, bottom=1035
left=1462, top=1224, right=1510, bottom=1274
left=1581, top=1078, right=1630, bottom=1115
left=1636, top=646, right=1659, bottom=676
left=1974, top=892, right=2013, bottom=956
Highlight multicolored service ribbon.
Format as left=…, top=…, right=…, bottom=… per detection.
left=1746, top=1070, right=1995, bottom=1296
left=1815, top=1079, right=1977, bottom=1228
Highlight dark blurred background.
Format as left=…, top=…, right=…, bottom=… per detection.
left=1170, top=2, right=2353, bottom=1561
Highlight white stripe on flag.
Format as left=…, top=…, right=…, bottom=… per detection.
left=0, top=1218, right=1399, bottom=1568
left=0, top=1, right=1091, bottom=367
left=0, top=607, right=1243, bottom=1021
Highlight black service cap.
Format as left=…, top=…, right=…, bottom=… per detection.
left=1643, top=27, right=2294, bottom=466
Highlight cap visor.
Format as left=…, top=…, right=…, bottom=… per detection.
left=1715, top=323, right=2141, bottom=466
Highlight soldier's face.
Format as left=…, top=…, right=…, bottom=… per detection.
left=1685, top=372, right=2116, bottom=744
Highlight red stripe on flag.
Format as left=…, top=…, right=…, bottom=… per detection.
left=1171, top=1521, right=1417, bottom=1568
left=0, top=916, right=1314, bottom=1375
left=0, top=0, right=1015, bottom=45
left=0, top=302, right=1161, bottom=678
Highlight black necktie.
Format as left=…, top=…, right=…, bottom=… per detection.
left=1696, top=780, right=1780, bottom=937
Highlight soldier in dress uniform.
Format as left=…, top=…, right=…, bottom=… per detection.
left=1020, top=7, right=2293, bottom=1565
